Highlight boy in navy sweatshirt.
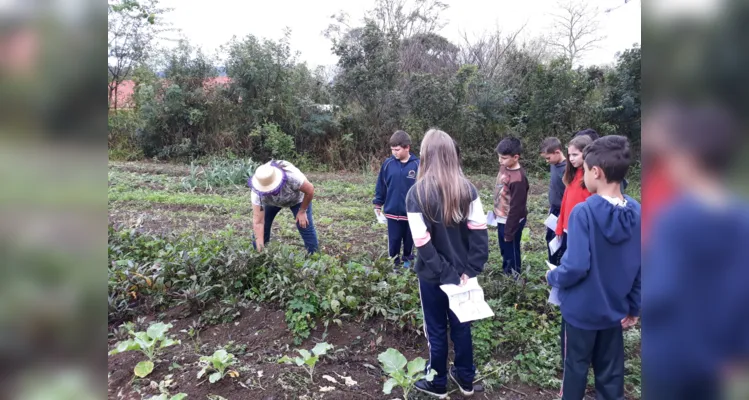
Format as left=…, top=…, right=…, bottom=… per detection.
left=546, top=135, right=641, bottom=400
left=540, top=137, right=567, bottom=265
left=374, top=130, right=420, bottom=268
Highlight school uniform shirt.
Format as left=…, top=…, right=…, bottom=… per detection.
left=546, top=194, right=642, bottom=330
left=373, top=154, right=420, bottom=220
left=555, top=168, right=592, bottom=237
left=549, top=161, right=566, bottom=210
left=406, top=180, right=489, bottom=285
left=251, top=162, right=307, bottom=209
left=493, top=165, right=529, bottom=242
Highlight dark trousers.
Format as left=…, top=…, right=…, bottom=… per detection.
left=644, top=378, right=720, bottom=400
left=559, top=316, right=566, bottom=370
left=254, top=203, right=318, bottom=254
left=561, top=322, right=625, bottom=400
left=419, top=278, right=475, bottom=388
left=498, top=219, right=526, bottom=275
left=387, top=218, right=414, bottom=266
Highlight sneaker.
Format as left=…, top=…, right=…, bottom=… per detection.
left=449, top=366, right=475, bottom=396
left=403, top=260, right=412, bottom=269
left=414, top=379, right=448, bottom=399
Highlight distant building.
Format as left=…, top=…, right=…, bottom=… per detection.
left=108, top=76, right=231, bottom=110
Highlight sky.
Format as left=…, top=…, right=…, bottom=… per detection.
left=157, top=0, right=641, bottom=68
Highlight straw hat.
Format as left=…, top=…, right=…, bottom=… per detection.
left=250, top=162, right=285, bottom=194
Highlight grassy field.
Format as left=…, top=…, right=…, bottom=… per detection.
left=108, top=160, right=641, bottom=400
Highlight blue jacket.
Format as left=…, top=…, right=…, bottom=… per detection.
left=547, top=194, right=641, bottom=330
left=643, top=196, right=749, bottom=384
left=373, top=154, right=419, bottom=218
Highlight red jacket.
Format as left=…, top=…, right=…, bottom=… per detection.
left=642, top=161, right=676, bottom=246
left=555, top=168, right=592, bottom=236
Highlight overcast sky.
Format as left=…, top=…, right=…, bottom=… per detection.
left=157, top=0, right=641, bottom=68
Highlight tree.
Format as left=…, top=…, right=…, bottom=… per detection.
left=324, top=0, right=447, bottom=46
left=399, top=32, right=459, bottom=76
left=108, top=0, right=169, bottom=110
left=604, top=45, right=641, bottom=147
left=547, top=0, right=605, bottom=66
left=457, top=25, right=529, bottom=80
left=367, top=0, right=448, bottom=42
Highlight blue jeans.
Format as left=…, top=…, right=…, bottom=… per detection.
left=498, top=219, right=526, bottom=275
left=419, top=278, right=475, bottom=389
left=255, top=203, right=319, bottom=254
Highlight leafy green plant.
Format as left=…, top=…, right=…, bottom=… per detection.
left=378, top=348, right=436, bottom=399
left=284, top=288, right=319, bottom=344
left=181, top=158, right=259, bottom=192
left=278, top=342, right=333, bottom=383
left=197, top=349, right=239, bottom=383
left=108, top=322, right=180, bottom=378
left=180, top=319, right=203, bottom=353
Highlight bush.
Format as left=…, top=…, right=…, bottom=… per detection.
left=251, top=123, right=296, bottom=160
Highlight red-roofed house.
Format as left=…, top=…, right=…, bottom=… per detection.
left=108, top=76, right=232, bottom=110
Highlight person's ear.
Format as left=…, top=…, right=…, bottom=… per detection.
left=593, top=166, right=603, bottom=180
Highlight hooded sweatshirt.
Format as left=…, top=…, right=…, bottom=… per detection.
left=373, top=154, right=420, bottom=219
left=547, top=194, right=641, bottom=330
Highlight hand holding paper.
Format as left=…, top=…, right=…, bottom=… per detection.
left=546, top=261, right=561, bottom=306
left=486, top=211, right=498, bottom=227
left=374, top=209, right=387, bottom=224
left=548, top=235, right=562, bottom=254
left=544, top=213, right=558, bottom=231
left=440, top=278, right=494, bottom=323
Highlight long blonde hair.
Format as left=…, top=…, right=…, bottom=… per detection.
left=413, top=129, right=472, bottom=226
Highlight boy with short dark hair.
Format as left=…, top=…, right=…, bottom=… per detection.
left=494, top=137, right=530, bottom=275
left=545, top=135, right=641, bottom=400
left=540, top=137, right=567, bottom=265
left=374, top=130, right=420, bottom=269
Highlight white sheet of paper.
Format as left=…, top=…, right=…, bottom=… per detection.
left=548, top=235, right=562, bottom=254
left=486, top=211, right=498, bottom=227
left=548, top=287, right=561, bottom=306
left=440, top=278, right=495, bottom=323
left=544, top=213, right=558, bottom=231
left=375, top=210, right=387, bottom=224
left=546, top=261, right=561, bottom=305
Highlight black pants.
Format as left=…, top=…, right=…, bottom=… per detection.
left=386, top=219, right=414, bottom=266
left=419, top=278, right=475, bottom=388
left=561, top=322, right=625, bottom=400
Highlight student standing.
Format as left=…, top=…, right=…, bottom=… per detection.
left=373, top=130, right=420, bottom=268
left=493, top=137, right=530, bottom=275
left=555, top=134, right=594, bottom=258
left=540, top=137, right=567, bottom=265
left=546, top=136, right=641, bottom=400
left=406, top=129, right=489, bottom=398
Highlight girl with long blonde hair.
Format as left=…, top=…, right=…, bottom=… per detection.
left=405, top=129, right=489, bottom=398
